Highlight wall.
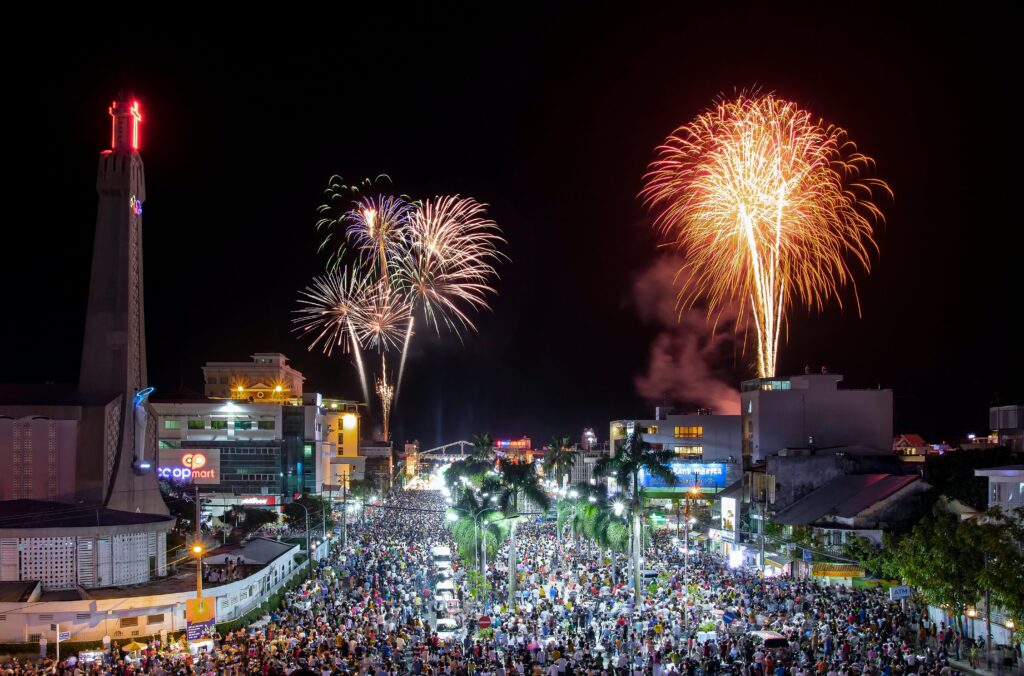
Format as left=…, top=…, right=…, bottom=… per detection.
left=742, top=375, right=893, bottom=463
left=0, top=544, right=300, bottom=643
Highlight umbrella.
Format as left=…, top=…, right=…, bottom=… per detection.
left=122, top=641, right=148, bottom=652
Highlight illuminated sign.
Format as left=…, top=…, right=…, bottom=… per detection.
left=720, top=497, right=737, bottom=540
left=240, top=495, right=278, bottom=506
left=639, top=461, right=727, bottom=489
left=494, top=438, right=531, bottom=450
left=157, top=448, right=220, bottom=484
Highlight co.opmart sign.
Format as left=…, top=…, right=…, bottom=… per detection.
left=158, top=449, right=220, bottom=484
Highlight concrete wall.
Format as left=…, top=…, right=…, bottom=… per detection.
left=742, top=375, right=893, bottom=463
left=0, top=543, right=301, bottom=643
left=766, top=453, right=907, bottom=511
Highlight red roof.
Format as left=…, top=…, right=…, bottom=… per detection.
left=894, top=434, right=928, bottom=447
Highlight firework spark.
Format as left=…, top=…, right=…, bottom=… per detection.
left=642, top=93, right=889, bottom=377
left=376, top=355, right=394, bottom=441
left=293, top=267, right=372, bottom=405
left=355, top=283, right=413, bottom=352
left=346, top=195, right=415, bottom=283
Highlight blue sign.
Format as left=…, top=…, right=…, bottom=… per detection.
left=639, top=462, right=727, bottom=489
left=186, top=620, right=215, bottom=641
left=803, top=548, right=813, bottom=562
left=723, top=611, right=736, bottom=625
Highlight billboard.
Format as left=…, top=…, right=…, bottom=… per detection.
left=638, top=461, right=727, bottom=489
left=239, top=495, right=278, bottom=506
left=158, top=449, right=220, bottom=484
left=185, top=596, right=215, bottom=640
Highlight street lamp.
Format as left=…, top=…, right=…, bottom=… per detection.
left=192, top=544, right=204, bottom=599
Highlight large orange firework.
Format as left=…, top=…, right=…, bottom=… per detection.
left=642, top=93, right=890, bottom=377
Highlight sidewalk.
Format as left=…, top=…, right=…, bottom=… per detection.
left=948, top=657, right=1023, bottom=676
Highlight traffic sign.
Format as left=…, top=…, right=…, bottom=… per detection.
left=802, top=548, right=813, bottom=561
left=59, top=632, right=71, bottom=641
left=722, top=611, right=736, bottom=625
left=478, top=615, right=492, bottom=629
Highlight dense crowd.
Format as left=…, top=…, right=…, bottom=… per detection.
left=0, top=489, right=1010, bottom=675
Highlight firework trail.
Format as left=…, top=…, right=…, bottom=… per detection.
left=642, top=92, right=890, bottom=377
left=376, top=355, right=394, bottom=441
left=293, top=267, right=372, bottom=405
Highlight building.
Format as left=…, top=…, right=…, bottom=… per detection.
left=893, top=434, right=931, bottom=459
left=974, top=465, right=1024, bottom=514
left=152, top=381, right=365, bottom=509
left=0, top=99, right=171, bottom=590
left=990, top=405, right=1024, bottom=451
left=609, top=410, right=742, bottom=497
left=740, top=372, right=892, bottom=464
left=202, top=353, right=305, bottom=402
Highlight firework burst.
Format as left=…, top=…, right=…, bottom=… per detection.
left=642, top=92, right=890, bottom=377
left=355, top=283, right=413, bottom=352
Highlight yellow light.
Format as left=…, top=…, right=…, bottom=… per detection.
left=274, top=385, right=283, bottom=392
left=236, top=386, right=244, bottom=393
left=1006, top=619, right=1015, bottom=629
left=967, top=608, right=977, bottom=618
left=192, top=545, right=203, bottom=555
left=342, top=413, right=357, bottom=430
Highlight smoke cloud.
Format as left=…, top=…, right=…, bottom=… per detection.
left=633, top=256, right=742, bottom=415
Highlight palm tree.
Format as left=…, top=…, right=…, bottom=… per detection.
left=594, top=429, right=676, bottom=606
left=544, top=436, right=579, bottom=491
left=496, top=461, right=551, bottom=607
left=471, top=433, right=495, bottom=461
left=446, top=489, right=509, bottom=577
left=557, top=484, right=629, bottom=585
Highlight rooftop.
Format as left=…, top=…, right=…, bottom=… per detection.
left=0, top=500, right=174, bottom=530
left=772, top=474, right=919, bottom=526
left=0, top=581, right=39, bottom=603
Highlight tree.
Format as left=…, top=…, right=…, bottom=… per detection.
left=225, top=506, right=279, bottom=539
left=496, top=461, right=551, bottom=607
left=471, top=433, right=496, bottom=461
left=283, top=494, right=336, bottom=534
left=885, top=507, right=984, bottom=630
left=975, top=507, right=1024, bottom=626
left=446, top=489, right=510, bottom=579
left=594, top=429, right=676, bottom=606
left=544, top=436, right=579, bottom=491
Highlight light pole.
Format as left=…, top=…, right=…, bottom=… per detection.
left=192, top=544, right=205, bottom=599
left=447, top=503, right=500, bottom=575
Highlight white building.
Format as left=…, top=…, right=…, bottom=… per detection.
left=202, top=353, right=305, bottom=402
left=740, top=372, right=893, bottom=463
left=974, top=465, right=1024, bottom=514
left=609, top=411, right=742, bottom=494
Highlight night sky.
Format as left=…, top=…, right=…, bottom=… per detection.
left=4, top=7, right=1019, bottom=448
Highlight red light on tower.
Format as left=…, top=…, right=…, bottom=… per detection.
left=130, top=101, right=141, bottom=150
left=108, top=99, right=142, bottom=152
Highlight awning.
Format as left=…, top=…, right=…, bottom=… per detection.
left=763, top=555, right=793, bottom=568
left=811, top=563, right=866, bottom=578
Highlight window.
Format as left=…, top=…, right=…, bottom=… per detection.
left=235, top=420, right=252, bottom=431
left=304, top=444, right=313, bottom=458
left=258, top=420, right=276, bottom=430
left=673, top=426, right=703, bottom=439
left=673, top=445, right=703, bottom=458
left=119, top=617, right=139, bottom=628
left=646, top=425, right=658, bottom=434
left=211, top=420, right=228, bottom=430
left=146, top=614, right=165, bottom=625
left=187, top=419, right=205, bottom=430
left=163, top=420, right=181, bottom=430
left=159, top=440, right=181, bottom=449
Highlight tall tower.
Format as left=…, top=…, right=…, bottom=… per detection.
left=78, top=99, right=166, bottom=514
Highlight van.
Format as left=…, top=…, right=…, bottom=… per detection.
left=431, top=545, right=452, bottom=568
left=750, top=630, right=788, bottom=650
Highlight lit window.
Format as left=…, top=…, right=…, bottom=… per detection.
left=187, top=419, right=205, bottom=430
left=673, top=426, right=703, bottom=439
left=163, top=420, right=181, bottom=430
left=673, top=446, right=703, bottom=458
left=647, top=426, right=658, bottom=434
left=258, top=420, right=276, bottom=430
left=211, top=420, right=228, bottom=430
left=235, top=420, right=252, bottom=431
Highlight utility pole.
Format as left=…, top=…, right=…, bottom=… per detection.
left=342, top=480, right=348, bottom=547
left=759, top=485, right=767, bottom=577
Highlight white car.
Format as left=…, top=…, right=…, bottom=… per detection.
left=435, top=618, right=462, bottom=644
left=435, top=580, right=456, bottom=598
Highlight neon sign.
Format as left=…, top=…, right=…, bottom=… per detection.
left=158, top=449, right=220, bottom=484
left=639, top=462, right=727, bottom=489
left=129, top=195, right=143, bottom=216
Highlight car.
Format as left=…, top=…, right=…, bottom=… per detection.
left=435, top=580, right=456, bottom=599
left=750, top=630, right=788, bottom=650
left=435, top=618, right=462, bottom=643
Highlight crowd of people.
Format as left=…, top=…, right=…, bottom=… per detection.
left=0, top=488, right=1013, bottom=675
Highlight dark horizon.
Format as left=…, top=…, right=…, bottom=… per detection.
left=3, top=8, right=1019, bottom=448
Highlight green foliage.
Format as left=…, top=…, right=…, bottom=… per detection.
left=225, top=506, right=279, bottom=538
left=283, top=494, right=336, bottom=532
left=886, top=508, right=984, bottom=614
left=544, top=437, right=579, bottom=487
left=594, top=430, right=676, bottom=505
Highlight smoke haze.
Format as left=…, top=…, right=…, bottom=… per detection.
left=633, top=256, right=742, bottom=415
